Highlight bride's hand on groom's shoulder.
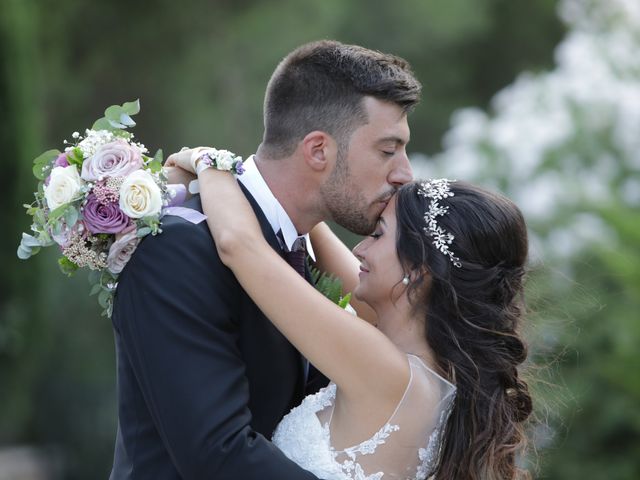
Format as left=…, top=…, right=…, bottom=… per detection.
left=165, top=147, right=204, bottom=173
left=165, top=147, right=210, bottom=190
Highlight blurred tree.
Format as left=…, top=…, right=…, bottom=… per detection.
left=416, top=0, right=640, bottom=477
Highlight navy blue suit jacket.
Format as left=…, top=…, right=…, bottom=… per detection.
left=110, top=186, right=326, bottom=479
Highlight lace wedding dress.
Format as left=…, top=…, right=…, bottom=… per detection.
left=273, top=354, right=456, bottom=480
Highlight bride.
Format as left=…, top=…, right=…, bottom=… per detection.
left=168, top=155, right=533, bottom=479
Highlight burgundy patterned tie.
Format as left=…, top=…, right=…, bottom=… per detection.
left=278, top=231, right=310, bottom=381
left=284, top=236, right=307, bottom=278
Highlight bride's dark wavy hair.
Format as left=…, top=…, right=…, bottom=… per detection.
left=395, top=181, right=532, bottom=480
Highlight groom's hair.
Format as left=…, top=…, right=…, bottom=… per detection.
left=260, top=40, right=421, bottom=158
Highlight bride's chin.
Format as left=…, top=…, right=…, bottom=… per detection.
left=353, top=285, right=364, bottom=301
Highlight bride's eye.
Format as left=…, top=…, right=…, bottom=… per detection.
left=370, top=231, right=382, bottom=239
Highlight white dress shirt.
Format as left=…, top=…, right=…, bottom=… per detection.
left=238, top=156, right=315, bottom=260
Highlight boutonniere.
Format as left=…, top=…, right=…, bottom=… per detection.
left=310, top=267, right=356, bottom=315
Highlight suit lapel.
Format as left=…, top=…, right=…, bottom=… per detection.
left=237, top=182, right=309, bottom=399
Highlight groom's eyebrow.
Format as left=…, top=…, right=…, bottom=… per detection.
left=377, top=136, right=408, bottom=146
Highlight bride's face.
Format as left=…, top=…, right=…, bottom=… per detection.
left=352, top=196, right=405, bottom=310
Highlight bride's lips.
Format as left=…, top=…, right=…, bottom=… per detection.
left=359, top=265, right=369, bottom=277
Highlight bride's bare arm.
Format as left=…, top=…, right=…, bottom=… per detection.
left=197, top=167, right=409, bottom=406
left=309, top=223, right=377, bottom=325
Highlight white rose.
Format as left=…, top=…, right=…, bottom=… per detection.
left=215, top=150, right=235, bottom=170
left=119, top=170, right=163, bottom=218
left=44, top=165, right=83, bottom=210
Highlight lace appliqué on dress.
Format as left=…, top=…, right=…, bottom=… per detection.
left=325, top=420, right=400, bottom=480
left=415, top=393, right=456, bottom=480
left=273, top=382, right=401, bottom=480
left=272, top=355, right=456, bottom=480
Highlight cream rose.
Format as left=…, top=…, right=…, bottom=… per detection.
left=119, top=170, right=162, bottom=218
left=44, top=165, right=83, bottom=210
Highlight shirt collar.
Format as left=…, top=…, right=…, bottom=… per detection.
left=238, top=155, right=315, bottom=260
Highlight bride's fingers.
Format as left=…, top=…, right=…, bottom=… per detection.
left=165, top=149, right=194, bottom=170
left=164, top=165, right=196, bottom=186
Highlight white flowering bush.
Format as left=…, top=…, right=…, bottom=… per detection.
left=411, top=1, right=640, bottom=475
left=413, top=0, right=640, bottom=263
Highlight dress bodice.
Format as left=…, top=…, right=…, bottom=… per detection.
left=272, top=355, right=456, bottom=480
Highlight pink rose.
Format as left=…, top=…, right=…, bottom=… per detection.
left=107, top=230, right=140, bottom=274
left=81, top=139, right=143, bottom=181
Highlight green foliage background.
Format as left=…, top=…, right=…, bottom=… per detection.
left=2, top=0, right=637, bottom=478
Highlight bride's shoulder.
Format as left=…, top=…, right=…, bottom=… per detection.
left=405, top=354, right=456, bottom=405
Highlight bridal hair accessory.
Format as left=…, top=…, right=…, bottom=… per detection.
left=191, top=148, right=245, bottom=176
left=17, top=100, right=205, bottom=317
left=417, top=178, right=462, bottom=268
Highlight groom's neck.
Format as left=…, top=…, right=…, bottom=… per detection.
left=254, top=154, right=324, bottom=235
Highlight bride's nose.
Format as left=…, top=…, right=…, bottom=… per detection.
left=352, top=239, right=367, bottom=261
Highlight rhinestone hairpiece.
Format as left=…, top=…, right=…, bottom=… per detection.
left=417, top=179, right=462, bottom=268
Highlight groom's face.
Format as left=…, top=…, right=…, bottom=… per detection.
left=322, top=97, right=413, bottom=235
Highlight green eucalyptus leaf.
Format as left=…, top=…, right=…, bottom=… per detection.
left=64, top=206, right=79, bottom=227
left=48, top=203, right=75, bottom=225
left=51, top=221, right=63, bottom=236
left=146, top=149, right=163, bottom=172
left=17, top=244, right=33, bottom=260
left=34, top=209, right=46, bottom=228
left=20, top=232, right=42, bottom=248
left=101, top=269, right=118, bottom=285
left=48, top=204, right=69, bottom=223
left=105, top=105, right=124, bottom=122
left=147, top=157, right=163, bottom=173
left=136, top=226, right=152, bottom=237
left=92, top=117, right=113, bottom=131
left=88, top=270, right=100, bottom=284
left=17, top=240, right=43, bottom=259
left=122, top=99, right=140, bottom=115
left=108, top=119, right=126, bottom=129
left=98, top=289, right=111, bottom=309
left=89, top=284, right=102, bottom=296
left=119, top=114, right=136, bottom=127
left=32, top=149, right=60, bottom=180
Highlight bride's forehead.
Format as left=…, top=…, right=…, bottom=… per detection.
left=381, top=196, right=398, bottom=218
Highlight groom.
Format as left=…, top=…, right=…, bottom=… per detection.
left=110, top=40, right=421, bottom=479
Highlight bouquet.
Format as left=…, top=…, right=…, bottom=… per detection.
left=17, top=100, right=183, bottom=316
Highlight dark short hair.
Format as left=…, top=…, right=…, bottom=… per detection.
left=261, top=40, right=422, bottom=158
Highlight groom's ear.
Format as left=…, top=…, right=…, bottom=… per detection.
left=301, top=131, right=337, bottom=173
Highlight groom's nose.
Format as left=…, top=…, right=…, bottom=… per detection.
left=388, top=152, right=413, bottom=187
